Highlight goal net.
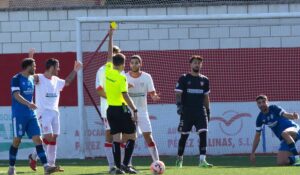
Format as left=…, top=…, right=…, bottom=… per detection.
left=76, top=14, right=300, bottom=158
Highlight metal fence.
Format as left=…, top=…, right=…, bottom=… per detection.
left=0, top=0, right=299, bottom=10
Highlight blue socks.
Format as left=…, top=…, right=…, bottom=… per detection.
left=36, top=144, right=48, bottom=165
left=9, top=145, right=18, bottom=166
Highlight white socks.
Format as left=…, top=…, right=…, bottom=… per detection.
left=47, top=144, right=57, bottom=166
left=148, top=142, right=159, bottom=161
left=104, top=142, right=115, bottom=168
left=200, top=155, right=206, bottom=162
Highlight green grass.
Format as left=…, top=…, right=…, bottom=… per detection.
left=0, top=156, right=299, bottom=175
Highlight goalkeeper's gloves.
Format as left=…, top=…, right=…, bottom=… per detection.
left=206, top=108, right=210, bottom=122
left=176, top=102, right=183, bottom=115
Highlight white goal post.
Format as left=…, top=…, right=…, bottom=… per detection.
left=75, top=12, right=300, bottom=159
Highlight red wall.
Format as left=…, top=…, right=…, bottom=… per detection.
left=83, top=48, right=300, bottom=105
left=1, top=48, right=300, bottom=106
left=1, top=52, right=77, bottom=106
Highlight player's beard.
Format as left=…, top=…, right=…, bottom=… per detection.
left=192, top=68, right=199, bottom=73
left=29, top=69, right=35, bottom=75
left=260, top=106, right=268, bottom=113
left=131, top=67, right=140, bottom=73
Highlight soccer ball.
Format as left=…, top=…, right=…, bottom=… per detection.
left=150, top=160, right=165, bottom=174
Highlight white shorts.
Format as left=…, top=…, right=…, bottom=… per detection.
left=137, top=112, right=152, bottom=134
left=103, top=118, right=110, bottom=131
left=39, top=109, right=60, bottom=135
left=101, top=108, right=111, bottom=131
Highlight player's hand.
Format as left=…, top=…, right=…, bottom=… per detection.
left=177, top=105, right=183, bottom=115
left=132, top=112, right=138, bottom=123
left=151, top=93, right=160, bottom=102
left=108, top=27, right=115, bottom=35
left=73, top=61, right=82, bottom=72
left=292, top=112, right=299, bottom=120
left=27, top=102, right=37, bottom=110
left=250, top=153, right=256, bottom=164
left=28, top=48, right=35, bottom=58
left=33, top=74, right=39, bottom=84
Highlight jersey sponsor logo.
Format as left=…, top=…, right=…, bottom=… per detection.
left=46, top=93, right=58, bottom=97
left=210, top=110, right=252, bottom=136
left=266, top=121, right=278, bottom=128
left=23, top=89, right=34, bottom=95
left=187, top=89, right=204, bottom=94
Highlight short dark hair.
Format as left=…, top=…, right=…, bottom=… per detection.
left=113, top=45, right=121, bottom=54
left=21, top=58, right=35, bottom=70
left=256, top=95, right=268, bottom=101
left=130, top=55, right=142, bottom=63
left=113, top=53, right=126, bottom=67
left=189, top=55, right=204, bottom=63
left=46, top=58, right=59, bottom=70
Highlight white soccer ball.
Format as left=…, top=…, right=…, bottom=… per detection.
left=150, top=160, right=165, bottom=174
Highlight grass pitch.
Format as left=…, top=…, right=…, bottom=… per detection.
left=0, top=156, right=298, bottom=175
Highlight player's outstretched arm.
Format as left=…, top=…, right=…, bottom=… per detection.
left=282, top=112, right=299, bottom=120
left=250, top=132, right=261, bottom=164
left=65, top=61, right=82, bottom=86
left=13, top=92, right=37, bottom=110
left=28, top=48, right=35, bottom=58
left=107, top=28, right=114, bottom=63
left=28, top=48, right=39, bottom=84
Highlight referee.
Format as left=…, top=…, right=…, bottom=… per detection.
left=104, top=28, right=138, bottom=174
left=175, top=55, right=213, bottom=168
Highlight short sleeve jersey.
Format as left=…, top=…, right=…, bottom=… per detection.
left=96, top=65, right=108, bottom=117
left=256, top=105, right=298, bottom=140
left=104, top=62, right=128, bottom=106
left=126, top=72, right=155, bottom=114
left=35, top=74, right=65, bottom=115
left=175, top=73, right=210, bottom=110
left=11, top=73, right=35, bottom=118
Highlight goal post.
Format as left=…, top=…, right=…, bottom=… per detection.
left=76, top=12, right=300, bottom=158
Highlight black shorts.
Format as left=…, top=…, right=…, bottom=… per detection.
left=178, top=109, right=208, bottom=133
left=107, top=105, right=136, bottom=135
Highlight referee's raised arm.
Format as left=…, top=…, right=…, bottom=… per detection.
left=107, top=28, right=114, bottom=63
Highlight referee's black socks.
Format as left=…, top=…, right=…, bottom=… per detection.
left=112, top=142, right=121, bottom=168
left=123, top=139, right=135, bottom=166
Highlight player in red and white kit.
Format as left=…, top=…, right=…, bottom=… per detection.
left=125, top=55, right=160, bottom=162
left=29, top=54, right=82, bottom=172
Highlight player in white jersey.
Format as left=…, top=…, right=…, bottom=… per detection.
left=29, top=55, right=82, bottom=172
left=96, top=43, right=122, bottom=174
left=125, top=55, right=160, bottom=162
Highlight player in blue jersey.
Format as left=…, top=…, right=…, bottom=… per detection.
left=8, top=57, right=57, bottom=175
left=250, top=95, right=300, bottom=166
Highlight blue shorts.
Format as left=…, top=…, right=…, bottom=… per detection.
left=279, top=128, right=300, bottom=151
left=12, top=116, right=41, bottom=139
